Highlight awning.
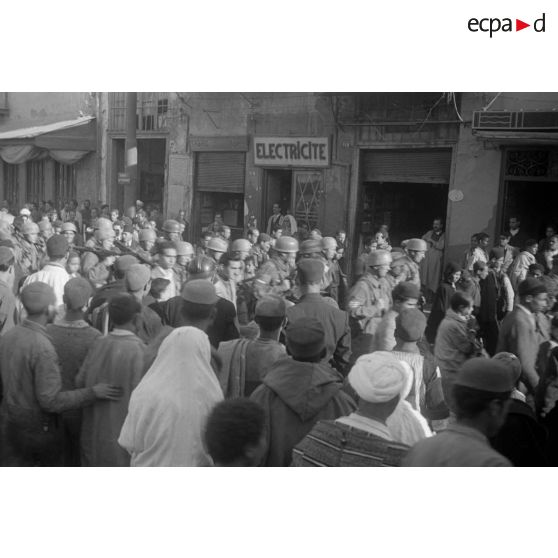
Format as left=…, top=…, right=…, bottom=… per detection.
left=0, top=116, right=96, bottom=165
left=473, top=130, right=558, bottom=145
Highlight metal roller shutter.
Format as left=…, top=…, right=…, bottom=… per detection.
left=362, top=149, right=452, bottom=183
left=195, top=152, right=246, bottom=192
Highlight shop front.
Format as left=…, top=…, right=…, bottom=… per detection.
left=355, top=148, right=453, bottom=256
left=254, top=136, right=329, bottom=234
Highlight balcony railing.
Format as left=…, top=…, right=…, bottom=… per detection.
left=108, top=92, right=174, bottom=132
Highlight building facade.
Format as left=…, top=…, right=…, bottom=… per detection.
left=2, top=92, right=558, bottom=275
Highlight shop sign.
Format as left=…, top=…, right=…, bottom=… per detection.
left=254, top=137, right=329, bottom=167
left=117, top=172, right=131, bottom=185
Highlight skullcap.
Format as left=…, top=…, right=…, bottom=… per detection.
left=125, top=264, right=151, bottom=292
left=455, top=357, right=515, bottom=393
left=297, top=258, right=324, bottom=285
left=64, top=277, right=93, bottom=310
left=181, top=279, right=218, bottom=305
left=21, top=281, right=55, bottom=314
left=285, top=317, right=325, bottom=359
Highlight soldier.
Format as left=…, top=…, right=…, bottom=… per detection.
left=346, top=249, right=393, bottom=362
left=322, top=236, right=344, bottom=304
left=387, top=250, right=408, bottom=288
left=401, top=238, right=428, bottom=292
left=160, top=219, right=181, bottom=243
left=230, top=238, right=252, bottom=262
left=61, top=221, right=79, bottom=251
left=136, top=228, right=157, bottom=263
left=257, top=235, right=299, bottom=295
left=81, top=225, right=117, bottom=288
left=14, top=220, right=41, bottom=288
left=206, top=236, right=228, bottom=264
left=174, top=241, right=195, bottom=293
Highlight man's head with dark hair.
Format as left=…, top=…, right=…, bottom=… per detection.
left=524, top=238, right=538, bottom=255
left=204, top=399, right=266, bottom=466
left=109, top=293, right=142, bottom=326
left=450, top=291, right=473, bottom=314
left=149, top=278, right=171, bottom=301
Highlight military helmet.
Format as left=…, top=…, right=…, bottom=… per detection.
left=231, top=238, right=252, bottom=253
left=274, top=236, right=299, bottom=254
left=366, top=249, right=392, bottom=267
left=175, top=241, right=195, bottom=257
left=21, top=221, right=40, bottom=235
left=207, top=237, right=228, bottom=253
left=61, top=222, right=77, bottom=233
left=299, top=239, right=323, bottom=255
left=406, top=238, right=428, bottom=252
left=187, top=255, right=216, bottom=276
left=139, top=228, right=157, bottom=242
left=322, top=236, right=338, bottom=250
left=162, top=219, right=181, bottom=234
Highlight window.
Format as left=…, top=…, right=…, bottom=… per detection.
left=3, top=163, right=19, bottom=210
left=26, top=160, right=45, bottom=205
left=54, top=162, right=77, bottom=206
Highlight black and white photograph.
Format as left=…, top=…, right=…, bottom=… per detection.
left=1, top=91, right=558, bottom=468
left=2, top=2, right=557, bottom=558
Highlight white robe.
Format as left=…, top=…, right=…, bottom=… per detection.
left=118, top=327, right=223, bottom=466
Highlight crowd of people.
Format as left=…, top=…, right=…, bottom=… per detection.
left=0, top=196, right=556, bottom=467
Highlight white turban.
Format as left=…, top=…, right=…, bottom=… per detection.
left=349, top=351, right=408, bottom=403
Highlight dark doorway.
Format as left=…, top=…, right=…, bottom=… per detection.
left=502, top=180, right=558, bottom=240
left=263, top=169, right=292, bottom=226
left=138, top=139, right=166, bottom=210
left=357, top=181, right=449, bottom=254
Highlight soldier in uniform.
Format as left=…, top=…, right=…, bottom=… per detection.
left=387, top=250, right=408, bottom=288
left=136, top=228, right=157, bottom=263
left=257, top=235, right=299, bottom=296
left=401, top=238, right=428, bottom=300
left=230, top=238, right=252, bottom=262
left=346, top=249, right=393, bottom=363
left=174, top=241, right=195, bottom=293
left=206, top=236, right=228, bottom=265
left=159, top=219, right=181, bottom=243
left=61, top=221, right=79, bottom=251
left=13, top=220, right=41, bottom=289
left=322, top=236, right=344, bottom=304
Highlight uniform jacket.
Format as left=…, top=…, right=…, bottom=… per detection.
left=347, top=273, right=392, bottom=335
left=403, top=424, right=512, bottom=467
left=250, top=356, right=356, bottom=466
left=287, top=293, right=351, bottom=374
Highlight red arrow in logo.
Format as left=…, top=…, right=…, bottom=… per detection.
left=516, top=19, right=530, bottom=31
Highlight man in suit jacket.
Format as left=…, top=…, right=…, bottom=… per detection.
left=287, top=258, right=352, bottom=375
left=507, top=216, right=530, bottom=250
left=497, top=278, right=549, bottom=395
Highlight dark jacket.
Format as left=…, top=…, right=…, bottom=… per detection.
left=426, top=281, right=455, bottom=343
left=250, top=356, right=356, bottom=466
left=490, top=398, right=548, bottom=466
left=156, top=295, right=239, bottom=347
left=287, top=293, right=351, bottom=374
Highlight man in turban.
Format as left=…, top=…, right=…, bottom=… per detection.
left=291, top=351, right=410, bottom=466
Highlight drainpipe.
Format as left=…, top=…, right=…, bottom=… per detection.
left=125, top=92, right=138, bottom=209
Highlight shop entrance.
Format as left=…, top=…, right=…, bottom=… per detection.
left=500, top=148, right=558, bottom=239
left=263, top=168, right=323, bottom=234
left=356, top=148, right=452, bottom=258
left=111, top=138, right=166, bottom=211
left=358, top=182, right=449, bottom=249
